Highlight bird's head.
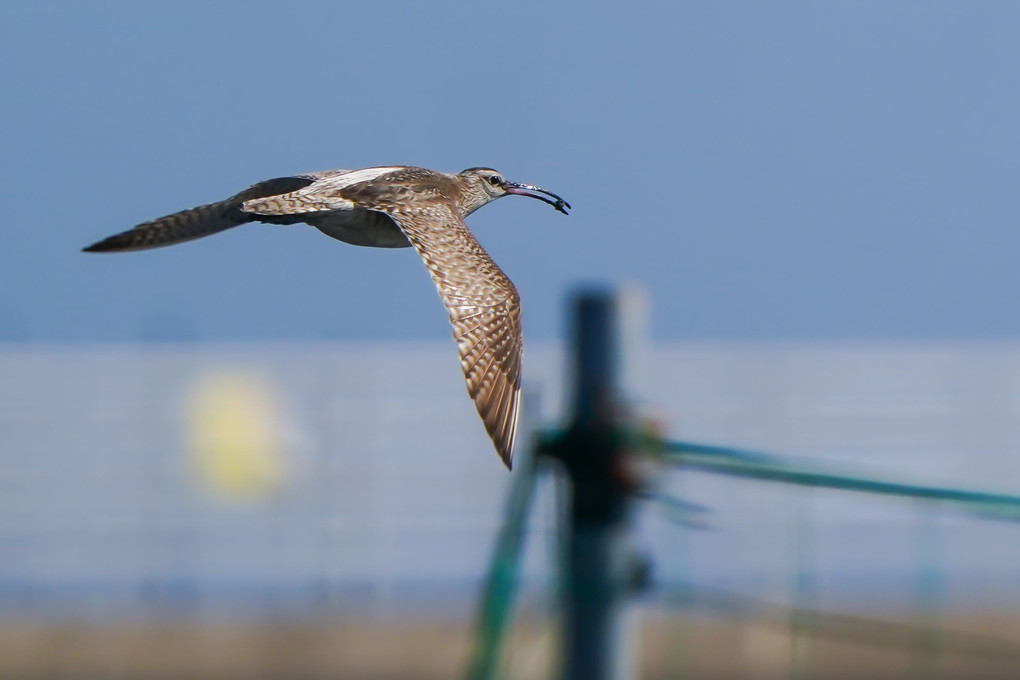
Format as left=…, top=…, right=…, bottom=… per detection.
left=457, top=168, right=571, bottom=217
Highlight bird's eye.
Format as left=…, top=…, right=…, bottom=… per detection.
left=488, top=175, right=503, bottom=186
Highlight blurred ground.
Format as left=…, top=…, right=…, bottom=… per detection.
left=2, top=612, right=1019, bottom=679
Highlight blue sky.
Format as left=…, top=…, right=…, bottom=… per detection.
left=3, top=2, right=1019, bottom=341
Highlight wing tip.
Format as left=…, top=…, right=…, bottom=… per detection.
left=500, top=446, right=514, bottom=471
left=82, top=235, right=128, bottom=253
left=494, top=391, right=521, bottom=472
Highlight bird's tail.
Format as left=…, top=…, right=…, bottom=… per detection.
left=82, top=200, right=252, bottom=253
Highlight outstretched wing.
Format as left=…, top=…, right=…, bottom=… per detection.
left=82, top=172, right=346, bottom=253
left=386, top=205, right=523, bottom=468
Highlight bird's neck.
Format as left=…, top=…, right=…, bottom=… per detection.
left=453, top=177, right=491, bottom=218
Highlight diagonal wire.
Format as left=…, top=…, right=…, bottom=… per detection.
left=660, top=439, right=1020, bottom=515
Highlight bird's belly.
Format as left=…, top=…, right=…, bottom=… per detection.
left=310, top=210, right=411, bottom=248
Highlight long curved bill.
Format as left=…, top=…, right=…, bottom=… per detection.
left=505, top=182, right=571, bottom=215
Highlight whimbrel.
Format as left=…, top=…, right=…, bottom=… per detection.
left=83, top=166, right=570, bottom=468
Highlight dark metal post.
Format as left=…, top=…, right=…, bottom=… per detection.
left=543, top=289, right=643, bottom=680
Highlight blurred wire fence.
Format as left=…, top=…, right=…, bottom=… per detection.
left=3, top=340, right=1020, bottom=677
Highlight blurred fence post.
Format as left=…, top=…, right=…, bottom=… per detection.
left=542, top=288, right=646, bottom=680
left=790, top=488, right=814, bottom=680
left=912, top=499, right=942, bottom=679
left=465, top=389, right=542, bottom=680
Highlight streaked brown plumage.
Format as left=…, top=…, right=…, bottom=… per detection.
left=83, top=165, right=570, bottom=468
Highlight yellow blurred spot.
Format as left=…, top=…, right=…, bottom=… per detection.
left=185, top=371, right=285, bottom=501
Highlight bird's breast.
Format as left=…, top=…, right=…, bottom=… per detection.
left=309, top=209, right=411, bottom=249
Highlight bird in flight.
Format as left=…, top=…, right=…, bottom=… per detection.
left=83, top=166, right=570, bottom=468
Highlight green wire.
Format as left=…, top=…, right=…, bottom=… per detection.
left=661, top=439, right=1020, bottom=513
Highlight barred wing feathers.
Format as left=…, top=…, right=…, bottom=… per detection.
left=386, top=205, right=523, bottom=468
left=82, top=173, right=346, bottom=253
